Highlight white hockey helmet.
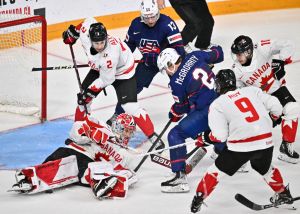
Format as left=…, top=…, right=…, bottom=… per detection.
left=140, top=0, right=160, bottom=25
left=157, top=48, right=181, bottom=74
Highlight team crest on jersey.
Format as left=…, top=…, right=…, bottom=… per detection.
left=245, top=62, right=271, bottom=86
left=139, top=39, right=160, bottom=53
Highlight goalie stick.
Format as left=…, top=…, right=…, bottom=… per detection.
left=235, top=193, right=300, bottom=211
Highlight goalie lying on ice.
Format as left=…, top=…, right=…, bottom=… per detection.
left=10, top=114, right=138, bottom=200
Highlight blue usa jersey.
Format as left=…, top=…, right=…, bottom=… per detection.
left=125, top=14, right=184, bottom=65
left=169, top=46, right=224, bottom=115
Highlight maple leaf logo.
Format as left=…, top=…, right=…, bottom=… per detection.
left=260, top=73, right=274, bottom=92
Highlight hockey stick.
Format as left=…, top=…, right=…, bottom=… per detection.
left=235, top=193, right=300, bottom=211
left=150, top=146, right=200, bottom=169
left=69, top=45, right=89, bottom=115
left=137, top=139, right=196, bottom=157
left=150, top=147, right=207, bottom=173
left=133, top=119, right=172, bottom=172
left=31, top=60, right=143, bottom=72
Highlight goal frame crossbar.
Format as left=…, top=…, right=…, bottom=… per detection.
left=0, top=15, right=47, bottom=121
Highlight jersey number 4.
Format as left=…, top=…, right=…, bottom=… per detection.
left=235, top=97, right=259, bottom=122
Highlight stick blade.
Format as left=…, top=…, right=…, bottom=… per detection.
left=235, top=193, right=264, bottom=211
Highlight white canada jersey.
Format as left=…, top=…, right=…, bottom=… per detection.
left=79, top=17, right=135, bottom=88
left=232, top=39, right=294, bottom=94
left=209, top=86, right=282, bottom=152
left=67, top=120, right=134, bottom=169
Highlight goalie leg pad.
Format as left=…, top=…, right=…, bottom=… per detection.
left=11, top=155, right=79, bottom=194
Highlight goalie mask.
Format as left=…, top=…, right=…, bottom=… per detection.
left=140, top=0, right=160, bottom=27
left=89, top=22, right=108, bottom=52
left=157, top=48, right=181, bottom=75
left=111, top=113, right=136, bottom=145
left=231, top=35, right=253, bottom=65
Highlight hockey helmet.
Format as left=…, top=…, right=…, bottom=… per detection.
left=157, top=48, right=181, bottom=75
left=231, top=35, right=253, bottom=54
left=140, top=0, right=160, bottom=26
left=214, top=69, right=237, bottom=94
left=89, top=22, right=107, bottom=42
left=111, top=113, right=136, bottom=145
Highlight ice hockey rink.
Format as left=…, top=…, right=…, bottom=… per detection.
left=1, top=8, right=300, bottom=214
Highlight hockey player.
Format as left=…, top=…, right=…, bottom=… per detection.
left=230, top=35, right=300, bottom=163
left=62, top=17, right=164, bottom=150
left=190, top=69, right=295, bottom=213
left=108, top=0, right=185, bottom=125
left=156, top=45, right=223, bottom=193
left=10, top=114, right=138, bottom=199
left=156, top=0, right=214, bottom=52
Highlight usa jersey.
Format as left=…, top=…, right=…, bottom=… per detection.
left=232, top=39, right=294, bottom=94
left=169, top=46, right=223, bottom=114
left=78, top=17, right=135, bottom=89
left=125, top=14, right=184, bottom=59
left=209, top=86, right=282, bottom=152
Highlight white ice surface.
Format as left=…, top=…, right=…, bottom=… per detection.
left=1, top=9, right=300, bottom=214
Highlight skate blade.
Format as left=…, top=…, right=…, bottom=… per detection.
left=278, top=154, right=299, bottom=164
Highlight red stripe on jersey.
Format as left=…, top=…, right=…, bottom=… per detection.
left=69, top=142, right=86, bottom=152
left=261, top=39, right=271, bottom=46
left=116, top=61, right=135, bottom=76
left=229, top=132, right=272, bottom=143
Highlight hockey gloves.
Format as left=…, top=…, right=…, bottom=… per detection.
left=143, top=52, right=159, bottom=66
left=62, top=25, right=80, bottom=45
left=195, top=131, right=214, bottom=147
left=82, top=122, right=109, bottom=145
left=269, top=113, right=282, bottom=128
left=77, top=89, right=98, bottom=106
left=272, top=59, right=286, bottom=80
left=169, top=106, right=184, bottom=122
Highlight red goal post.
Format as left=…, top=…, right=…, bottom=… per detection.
left=0, top=15, right=47, bottom=121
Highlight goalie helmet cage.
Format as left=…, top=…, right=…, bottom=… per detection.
left=0, top=15, right=47, bottom=121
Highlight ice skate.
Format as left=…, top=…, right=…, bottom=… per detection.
left=191, top=193, right=205, bottom=213
left=270, top=185, right=296, bottom=210
left=278, top=141, right=299, bottom=164
left=161, top=171, right=189, bottom=193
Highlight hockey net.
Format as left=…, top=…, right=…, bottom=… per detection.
left=0, top=14, right=47, bottom=121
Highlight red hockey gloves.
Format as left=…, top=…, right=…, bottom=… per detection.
left=77, top=88, right=98, bottom=105
left=169, top=107, right=184, bottom=122
left=82, top=122, right=109, bottom=144
left=62, top=25, right=80, bottom=45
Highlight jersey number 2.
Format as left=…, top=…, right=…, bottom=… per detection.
left=192, top=68, right=214, bottom=89
left=234, top=97, right=259, bottom=122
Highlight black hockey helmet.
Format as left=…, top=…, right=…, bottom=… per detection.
left=214, top=69, right=237, bottom=94
left=231, top=35, right=253, bottom=55
left=89, top=22, right=107, bottom=42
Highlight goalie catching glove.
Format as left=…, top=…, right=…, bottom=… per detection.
left=62, top=25, right=80, bottom=45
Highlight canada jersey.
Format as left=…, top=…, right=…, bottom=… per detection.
left=67, top=120, right=132, bottom=168
left=79, top=17, right=135, bottom=88
left=232, top=39, right=294, bottom=94
left=125, top=14, right=184, bottom=58
left=209, top=86, right=282, bottom=152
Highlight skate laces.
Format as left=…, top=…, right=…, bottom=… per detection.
left=286, top=143, right=294, bottom=155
